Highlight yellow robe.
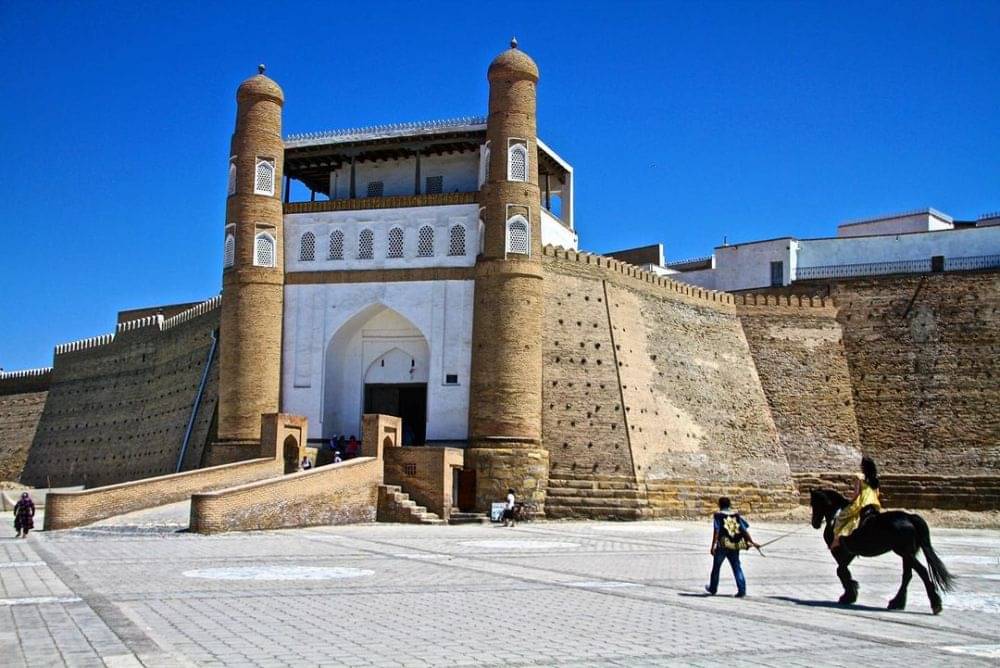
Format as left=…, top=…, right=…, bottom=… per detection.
left=833, top=478, right=881, bottom=538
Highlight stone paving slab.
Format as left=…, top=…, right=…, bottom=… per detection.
left=2, top=518, right=998, bottom=666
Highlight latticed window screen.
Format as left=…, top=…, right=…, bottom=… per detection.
left=227, top=162, right=237, bottom=196
left=223, top=234, right=235, bottom=268
left=299, top=232, right=316, bottom=261
left=417, top=226, right=435, bottom=257
left=425, top=176, right=443, bottom=194
left=509, top=144, right=527, bottom=182
left=254, top=159, right=275, bottom=195
left=358, top=229, right=374, bottom=259
left=366, top=181, right=384, bottom=197
left=448, top=225, right=466, bottom=256
left=387, top=227, right=404, bottom=258
left=507, top=218, right=529, bottom=255
left=328, top=230, right=344, bottom=260
left=254, top=233, right=275, bottom=267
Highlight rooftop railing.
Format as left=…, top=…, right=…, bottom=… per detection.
left=284, top=192, right=477, bottom=214
left=796, top=254, right=1000, bottom=280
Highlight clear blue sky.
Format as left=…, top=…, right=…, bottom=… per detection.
left=1, top=1, right=998, bottom=370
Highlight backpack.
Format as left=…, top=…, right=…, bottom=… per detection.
left=717, top=512, right=749, bottom=551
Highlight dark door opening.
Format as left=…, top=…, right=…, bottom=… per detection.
left=364, top=383, right=427, bottom=445
left=457, top=468, right=477, bottom=512
left=283, top=435, right=299, bottom=474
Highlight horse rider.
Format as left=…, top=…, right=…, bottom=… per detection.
left=830, top=456, right=882, bottom=551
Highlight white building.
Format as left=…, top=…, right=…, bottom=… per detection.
left=642, top=209, right=1000, bottom=293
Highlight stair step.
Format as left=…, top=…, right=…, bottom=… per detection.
left=449, top=512, right=491, bottom=525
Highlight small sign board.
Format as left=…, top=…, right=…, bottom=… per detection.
left=490, top=502, right=506, bottom=522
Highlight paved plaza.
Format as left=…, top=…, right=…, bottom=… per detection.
left=2, top=505, right=999, bottom=667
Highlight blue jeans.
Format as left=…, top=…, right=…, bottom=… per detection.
left=708, top=548, right=746, bottom=595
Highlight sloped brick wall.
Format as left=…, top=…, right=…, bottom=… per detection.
left=21, top=306, right=219, bottom=488
left=0, top=391, right=47, bottom=482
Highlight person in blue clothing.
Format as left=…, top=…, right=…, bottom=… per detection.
left=705, top=497, right=760, bottom=598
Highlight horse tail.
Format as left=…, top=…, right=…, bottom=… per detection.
left=913, top=514, right=955, bottom=593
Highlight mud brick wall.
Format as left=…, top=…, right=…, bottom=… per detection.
left=737, top=300, right=863, bottom=474
left=189, top=457, right=381, bottom=533
left=0, top=391, right=48, bottom=482
left=830, top=273, right=1000, bottom=475
left=44, top=457, right=281, bottom=530
left=21, top=305, right=220, bottom=488
left=384, top=446, right=463, bottom=517
left=541, top=250, right=799, bottom=518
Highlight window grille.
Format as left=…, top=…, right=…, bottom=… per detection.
left=254, top=232, right=275, bottom=267
left=223, top=234, right=235, bottom=268
left=425, top=175, right=443, bottom=194
left=506, top=217, right=529, bottom=256
left=403, top=463, right=417, bottom=476
left=329, top=230, right=344, bottom=260
left=508, top=143, right=527, bottom=182
left=358, top=229, right=374, bottom=260
left=387, top=227, right=404, bottom=258
left=448, top=225, right=466, bottom=256
left=227, top=162, right=237, bottom=196
left=254, top=159, right=275, bottom=195
left=366, top=181, right=384, bottom=197
left=417, top=226, right=435, bottom=257
left=300, top=232, right=316, bottom=261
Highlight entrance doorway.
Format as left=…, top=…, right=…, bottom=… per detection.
left=364, top=383, right=427, bottom=444
left=283, top=435, right=299, bottom=474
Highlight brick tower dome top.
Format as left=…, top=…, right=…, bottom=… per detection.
left=237, top=65, right=284, bottom=104
left=488, top=38, right=539, bottom=82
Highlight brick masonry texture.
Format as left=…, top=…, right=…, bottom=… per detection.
left=384, top=446, right=463, bottom=517
left=540, top=254, right=799, bottom=518
left=189, top=457, right=381, bottom=533
left=20, top=307, right=220, bottom=488
left=742, top=271, right=1000, bottom=479
left=0, top=391, right=47, bottom=481
left=737, top=303, right=863, bottom=473
left=44, top=457, right=281, bottom=530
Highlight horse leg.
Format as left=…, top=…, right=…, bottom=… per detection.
left=910, top=557, right=943, bottom=614
left=888, top=555, right=912, bottom=610
left=836, top=554, right=858, bottom=605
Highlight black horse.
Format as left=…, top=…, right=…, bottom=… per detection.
left=809, top=489, right=954, bottom=614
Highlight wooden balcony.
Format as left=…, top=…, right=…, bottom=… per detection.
left=284, top=192, right=477, bottom=214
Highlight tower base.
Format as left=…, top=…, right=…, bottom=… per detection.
left=465, top=440, right=548, bottom=516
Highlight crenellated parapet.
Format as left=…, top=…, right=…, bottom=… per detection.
left=54, top=333, right=115, bottom=356
left=0, top=367, right=53, bottom=395
left=115, top=314, right=165, bottom=336
left=162, top=294, right=222, bottom=330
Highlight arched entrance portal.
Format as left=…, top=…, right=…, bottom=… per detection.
left=324, top=305, right=430, bottom=445
left=283, top=435, right=299, bottom=474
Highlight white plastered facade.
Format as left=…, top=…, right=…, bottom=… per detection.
left=281, top=280, right=474, bottom=443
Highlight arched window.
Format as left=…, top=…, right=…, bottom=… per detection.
left=254, top=158, right=275, bottom=196
left=448, top=225, right=466, bottom=256
left=227, top=161, right=237, bottom=196
left=223, top=233, right=235, bottom=268
left=506, top=216, right=530, bottom=256
left=254, top=232, right=276, bottom=267
left=358, top=228, right=374, bottom=260
left=299, top=232, right=315, bottom=261
left=387, top=227, right=404, bottom=258
left=508, top=143, right=528, bottom=182
left=328, top=230, right=344, bottom=260
left=417, top=226, right=435, bottom=257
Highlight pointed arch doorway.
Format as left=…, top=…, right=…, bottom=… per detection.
left=324, top=305, right=430, bottom=445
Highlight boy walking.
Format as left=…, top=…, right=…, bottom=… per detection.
left=706, top=497, right=760, bottom=598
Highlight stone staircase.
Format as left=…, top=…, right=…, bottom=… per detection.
left=545, top=472, right=650, bottom=520
left=376, top=485, right=445, bottom=525
left=449, top=511, right=491, bottom=525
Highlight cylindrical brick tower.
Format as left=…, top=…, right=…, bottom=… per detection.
left=218, top=66, right=285, bottom=443
left=466, top=41, right=549, bottom=513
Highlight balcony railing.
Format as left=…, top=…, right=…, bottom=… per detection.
left=796, top=254, right=1000, bottom=280
left=284, top=192, right=477, bottom=214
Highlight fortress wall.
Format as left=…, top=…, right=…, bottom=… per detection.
left=541, top=249, right=798, bottom=517
left=20, top=300, right=220, bottom=488
left=736, top=299, right=863, bottom=474
left=0, top=386, right=49, bottom=482
left=828, top=272, right=1000, bottom=476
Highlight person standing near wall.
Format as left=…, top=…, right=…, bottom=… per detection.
left=705, top=497, right=760, bottom=598
left=13, top=492, right=35, bottom=538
